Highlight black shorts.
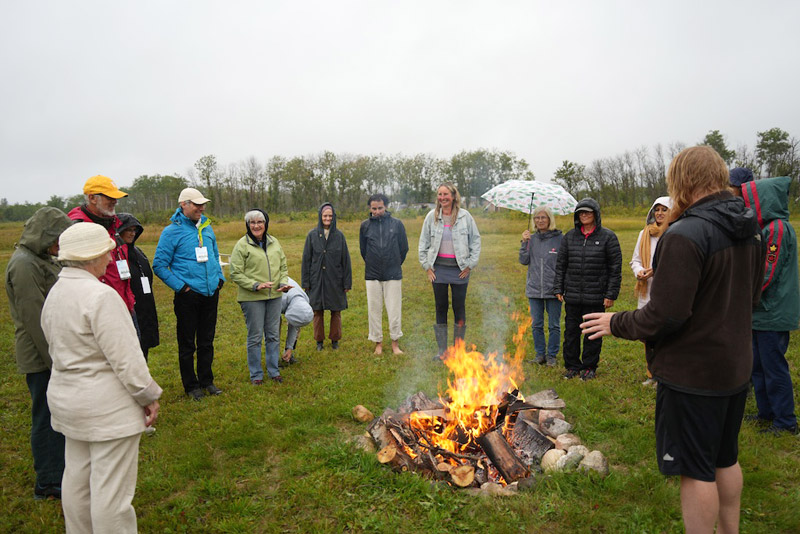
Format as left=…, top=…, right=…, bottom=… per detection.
left=655, top=384, right=747, bottom=482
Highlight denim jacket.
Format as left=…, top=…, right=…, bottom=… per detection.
left=418, top=208, right=481, bottom=272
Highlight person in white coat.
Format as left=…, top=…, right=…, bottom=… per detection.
left=630, top=196, right=672, bottom=385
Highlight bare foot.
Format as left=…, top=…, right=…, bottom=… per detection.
left=374, top=342, right=383, bottom=355
left=391, top=340, right=404, bottom=354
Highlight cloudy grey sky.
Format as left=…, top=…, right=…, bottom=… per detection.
left=1, top=0, right=798, bottom=204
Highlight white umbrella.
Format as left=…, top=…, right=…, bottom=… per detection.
left=481, top=180, right=577, bottom=216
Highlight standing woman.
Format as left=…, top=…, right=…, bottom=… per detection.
left=419, top=183, right=481, bottom=358
left=118, top=213, right=160, bottom=361
left=230, top=209, right=290, bottom=385
left=301, top=202, right=352, bottom=351
left=630, top=197, right=672, bottom=385
left=519, top=206, right=563, bottom=366
left=42, top=223, right=161, bottom=533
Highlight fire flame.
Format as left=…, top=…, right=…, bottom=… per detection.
left=406, top=313, right=532, bottom=462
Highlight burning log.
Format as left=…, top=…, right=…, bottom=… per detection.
left=476, top=429, right=530, bottom=483
left=376, top=443, right=415, bottom=473
left=511, top=418, right=554, bottom=463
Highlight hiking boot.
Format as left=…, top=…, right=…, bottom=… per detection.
left=546, top=356, right=557, bottom=367
left=316, top=341, right=324, bottom=351
left=331, top=341, right=339, bottom=350
left=580, top=369, right=597, bottom=381
left=760, top=424, right=799, bottom=436
left=205, top=384, right=223, bottom=396
left=562, top=369, right=580, bottom=380
left=34, top=483, right=61, bottom=501
left=533, top=354, right=546, bottom=365
left=187, top=388, right=205, bottom=401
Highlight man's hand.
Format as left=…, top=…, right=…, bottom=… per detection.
left=556, top=294, right=563, bottom=303
left=580, top=312, right=615, bottom=340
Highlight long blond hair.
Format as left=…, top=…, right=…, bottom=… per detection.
left=667, top=146, right=729, bottom=219
left=434, top=182, right=461, bottom=222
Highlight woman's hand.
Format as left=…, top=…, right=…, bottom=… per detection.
left=144, top=400, right=160, bottom=427
left=556, top=293, right=564, bottom=302
left=522, top=230, right=531, bottom=241
left=276, top=284, right=293, bottom=293
left=458, top=267, right=471, bottom=279
left=256, top=282, right=274, bottom=291
left=427, top=268, right=436, bottom=282
left=636, top=268, right=653, bottom=281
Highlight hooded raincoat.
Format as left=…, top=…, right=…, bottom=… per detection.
left=302, top=203, right=352, bottom=311
left=230, top=208, right=289, bottom=302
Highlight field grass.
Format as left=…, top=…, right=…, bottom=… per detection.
left=1, top=212, right=799, bottom=533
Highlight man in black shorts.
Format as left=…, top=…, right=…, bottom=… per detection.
left=581, top=146, right=764, bottom=533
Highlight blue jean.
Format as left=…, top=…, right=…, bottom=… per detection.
left=529, top=298, right=562, bottom=357
left=240, top=298, right=282, bottom=380
left=752, top=330, right=797, bottom=429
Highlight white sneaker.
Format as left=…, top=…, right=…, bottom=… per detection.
left=144, top=426, right=156, bottom=436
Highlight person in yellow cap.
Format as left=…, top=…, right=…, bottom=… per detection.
left=68, top=175, right=137, bottom=326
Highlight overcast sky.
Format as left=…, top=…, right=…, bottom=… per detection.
left=1, top=1, right=798, bottom=204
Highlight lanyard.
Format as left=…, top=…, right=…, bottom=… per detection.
left=196, top=218, right=211, bottom=247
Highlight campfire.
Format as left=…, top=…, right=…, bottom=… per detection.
left=359, top=315, right=608, bottom=492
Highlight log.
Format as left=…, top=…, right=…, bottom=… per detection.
left=511, top=419, right=554, bottom=463
left=476, top=429, right=530, bottom=483
left=367, top=417, right=393, bottom=450
left=376, top=443, right=415, bottom=473
left=450, top=465, right=475, bottom=487
left=397, top=391, right=444, bottom=413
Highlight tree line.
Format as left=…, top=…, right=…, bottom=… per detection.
left=552, top=127, right=800, bottom=208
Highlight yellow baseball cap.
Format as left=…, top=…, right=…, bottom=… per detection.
left=83, top=175, right=128, bottom=199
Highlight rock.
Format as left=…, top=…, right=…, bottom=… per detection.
left=555, top=433, right=581, bottom=450
left=480, top=482, right=515, bottom=496
left=541, top=417, right=573, bottom=438
left=517, top=475, right=540, bottom=491
left=579, top=450, right=610, bottom=477
left=556, top=449, right=585, bottom=471
left=353, top=433, right=376, bottom=453
left=352, top=405, right=374, bottom=423
left=527, top=389, right=566, bottom=409
left=567, top=445, right=589, bottom=458
left=541, top=448, right=566, bottom=472
left=505, top=481, right=519, bottom=493
left=538, top=410, right=565, bottom=426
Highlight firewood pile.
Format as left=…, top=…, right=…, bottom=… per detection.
left=359, top=387, right=608, bottom=493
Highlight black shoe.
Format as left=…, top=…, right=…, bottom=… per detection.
left=271, top=375, right=283, bottom=384
left=533, top=354, right=546, bottom=365
left=205, top=384, right=223, bottom=396
left=316, top=342, right=324, bottom=351
left=34, top=483, right=61, bottom=500
left=760, top=424, right=799, bottom=436
left=580, top=369, right=597, bottom=381
left=187, top=388, right=205, bottom=401
left=562, top=369, right=580, bottom=379
left=744, top=414, right=772, bottom=425
left=331, top=341, right=339, bottom=350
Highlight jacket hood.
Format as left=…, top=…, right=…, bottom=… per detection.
left=18, top=207, right=73, bottom=256
left=681, top=191, right=758, bottom=241
left=573, top=197, right=602, bottom=230
left=317, top=202, right=338, bottom=233
left=741, top=176, right=791, bottom=228
left=245, top=208, right=270, bottom=246
left=117, top=213, right=144, bottom=243
left=534, top=229, right=562, bottom=240
left=645, top=196, right=673, bottom=225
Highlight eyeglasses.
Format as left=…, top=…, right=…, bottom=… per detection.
left=533, top=216, right=549, bottom=221
left=249, top=221, right=265, bottom=226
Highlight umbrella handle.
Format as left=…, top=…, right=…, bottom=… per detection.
left=528, top=192, right=535, bottom=232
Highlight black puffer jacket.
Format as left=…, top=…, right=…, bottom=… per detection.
left=301, top=203, right=352, bottom=311
left=117, top=213, right=160, bottom=350
left=359, top=211, right=408, bottom=281
left=552, top=198, right=622, bottom=305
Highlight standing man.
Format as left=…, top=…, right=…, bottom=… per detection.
left=740, top=175, right=799, bottom=435
left=359, top=193, right=409, bottom=355
left=581, top=146, right=765, bottom=533
left=153, top=188, right=225, bottom=400
left=552, top=198, right=622, bottom=381
left=68, top=175, right=136, bottom=319
left=5, top=207, right=73, bottom=500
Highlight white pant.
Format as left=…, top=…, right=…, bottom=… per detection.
left=366, top=280, right=403, bottom=342
left=62, top=434, right=141, bottom=534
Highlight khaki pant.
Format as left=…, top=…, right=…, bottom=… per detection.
left=62, top=434, right=141, bottom=533
left=366, top=280, right=403, bottom=342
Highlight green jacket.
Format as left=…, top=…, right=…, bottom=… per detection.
left=230, top=233, right=288, bottom=302
left=742, top=176, right=800, bottom=331
left=5, top=207, right=73, bottom=373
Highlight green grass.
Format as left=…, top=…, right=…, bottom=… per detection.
left=1, top=214, right=799, bottom=533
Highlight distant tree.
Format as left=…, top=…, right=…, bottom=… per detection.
left=46, top=195, right=66, bottom=211
left=756, top=127, right=798, bottom=178
left=701, top=130, right=736, bottom=164
left=553, top=160, right=586, bottom=195
left=194, top=154, right=219, bottom=193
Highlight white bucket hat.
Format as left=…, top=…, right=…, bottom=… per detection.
left=58, top=223, right=116, bottom=261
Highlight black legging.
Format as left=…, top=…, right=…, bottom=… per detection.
left=432, top=282, right=468, bottom=325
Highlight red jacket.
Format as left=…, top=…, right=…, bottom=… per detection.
left=68, top=206, right=135, bottom=312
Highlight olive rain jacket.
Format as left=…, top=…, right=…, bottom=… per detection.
left=230, top=208, right=289, bottom=302
left=5, top=207, right=73, bottom=374
left=360, top=210, right=409, bottom=281
left=741, top=176, right=800, bottom=331
left=68, top=205, right=136, bottom=311
left=117, top=213, right=160, bottom=350
left=519, top=229, right=562, bottom=299
left=552, top=198, right=622, bottom=305
left=302, top=203, right=352, bottom=311
left=611, top=191, right=765, bottom=395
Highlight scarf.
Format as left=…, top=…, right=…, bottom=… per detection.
left=634, top=222, right=666, bottom=298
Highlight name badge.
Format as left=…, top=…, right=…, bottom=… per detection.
left=116, top=259, right=131, bottom=280
left=140, top=276, right=151, bottom=294
left=195, top=246, right=209, bottom=263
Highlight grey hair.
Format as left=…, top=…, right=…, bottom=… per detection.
left=532, top=205, right=556, bottom=231
left=244, top=210, right=265, bottom=224
left=61, top=255, right=108, bottom=270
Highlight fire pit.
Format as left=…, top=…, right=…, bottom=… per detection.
left=361, top=322, right=608, bottom=491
